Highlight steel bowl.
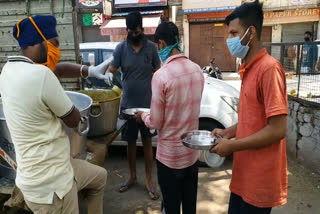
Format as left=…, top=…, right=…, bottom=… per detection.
left=122, top=108, right=150, bottom=116
left=181, top=130, right=220, bottom=150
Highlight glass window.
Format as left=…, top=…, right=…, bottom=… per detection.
left=102, top=51, right=113, bottom=61
left=81, top=51, right=95, bottom=66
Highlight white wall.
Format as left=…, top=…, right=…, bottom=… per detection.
left=317, top=21, right=320, bottom=40
left=271, top=24, right=282, bottom=61
left=183, top=15, right=189, bottom=57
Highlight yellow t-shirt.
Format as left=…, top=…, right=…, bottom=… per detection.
left=0, top=56, right=74, bottom=204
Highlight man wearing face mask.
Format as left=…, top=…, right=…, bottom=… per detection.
left=106, top=11, right=161, bottom=199
left=210, top=1, right=288, bottom=214
left=301, top=31, right=318, bottom=73
left=0, top=15, right=107, bottom=213
left=135, top=21, right=204, bottom=214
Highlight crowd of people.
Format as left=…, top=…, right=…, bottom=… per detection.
left=0, top=0, right=289, bottom=214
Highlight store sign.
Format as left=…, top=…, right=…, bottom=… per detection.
left=101, top=27, right=156, bottom=36
left=290, top=0, right=313, bottom=5
left=187, top=10, right=233, bottom=21
left=182, top=0, right=241, bottom=14
left=264, top=8, right=320, bottom=25
left=77, top=0, right=103, bottom=9
left=114, top=0, right=167, bottom=8
left=83, top=13, right=105, bottom=26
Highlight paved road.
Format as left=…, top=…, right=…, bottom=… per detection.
left=93, top=146, right=320, bottom=214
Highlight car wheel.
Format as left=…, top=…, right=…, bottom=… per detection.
left=198, top=119, right=225, bottom=168
left=199, top=119, right=224, bottom=131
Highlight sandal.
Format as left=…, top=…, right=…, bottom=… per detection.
left=119, top=181, right=137, bottom=193
left=147, top=189, right=159, bottom=200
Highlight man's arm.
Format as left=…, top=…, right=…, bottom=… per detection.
left=60, top=107, right=81, bottom=128
left=232, top=115, right=286, bottom=151
left=312, top=45, right=318, bottom=72
left=107, top=65, right=118, bottom=74
left=42, top=69, right=81, bottom=128
left=54, top=63, right=88, bottom=78
left=212, top=124, right=237, bottom=139
left=107, top=43, right=122, bottom=74
left=54, top=56, right=114, bottom=85
left=139, top=74, right=165, bottom=129
left=211, top=115, right=286, bottom=156
left=152, top=43, right=161, bottom=71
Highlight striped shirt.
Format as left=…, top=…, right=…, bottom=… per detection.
left=142, top=54, right=204, bottom=169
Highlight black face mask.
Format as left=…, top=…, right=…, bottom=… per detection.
left=127, top=33, right=143, bottom=45
left=304, top=37, right=310, bottom=42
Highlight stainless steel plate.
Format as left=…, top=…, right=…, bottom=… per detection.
left=181, top=130, right=220, bottom=150
left=122, top=108, right=150, bottom=116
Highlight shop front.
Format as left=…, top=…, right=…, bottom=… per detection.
left=182, top=0, right=272, bottom=71
left=100, top=15, right=161, bottom=42
left=182, top=0, right=241, bottom=71
left=264, top=8, right=320, bottom=42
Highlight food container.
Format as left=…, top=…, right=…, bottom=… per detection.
left=79, top=86, right=121, bottom=137
left=65, top=91, right=92, bottom=158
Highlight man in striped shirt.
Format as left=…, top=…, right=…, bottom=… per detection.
left=136, top=22, right=204, bottom=214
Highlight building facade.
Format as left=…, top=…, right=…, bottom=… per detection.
left=182, top=0, right=320, bottom=71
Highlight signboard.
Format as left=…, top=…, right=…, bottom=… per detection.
left=77, top=0, right=103, bottom=9
left=290, top=0, right=313, bottom=5
left=83, top=13, right=105, bottom=26
left=187, top=11, right=232, bottom=21
left=100, top=16, right=160, bottom=36
left=101, top=27, right=156, bottom=36
left=182, top=0, right=241, bottom=14
left=264, top=8, right=320, bottom=25
left=114, top=0, right=167, bottom=8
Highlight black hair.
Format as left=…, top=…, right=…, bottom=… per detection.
left=154, top=21, right=179, bottom=45
left=126, top=11, right=142, bottom=30
left=225, top=0, right=263, bottom=40
left=305, top=31, right=312, bottom=37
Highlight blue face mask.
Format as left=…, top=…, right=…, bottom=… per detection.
left=226, top=27, right=251, bottom=59
left=158, top=42, right=182, bottom=63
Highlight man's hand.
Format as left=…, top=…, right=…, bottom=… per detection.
left=135, top=111, right=143, bottom=123
left=211, top=125, right=236, bottom=140
left=212, top=128, right=228, bottom=138
left=210, top=138, right=234, bottom=157
left=88, top=56, right=114, bottom=85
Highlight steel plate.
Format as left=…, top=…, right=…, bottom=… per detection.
left=181, top=130, right=220, bottom=150
left=122, top=108, right=150, bottom=116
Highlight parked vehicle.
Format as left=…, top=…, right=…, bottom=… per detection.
left=80, top=42, right=122, bottom=89
left=202, top=58, right=223, bottom=80
left=80, top=42, right=239, bottom=167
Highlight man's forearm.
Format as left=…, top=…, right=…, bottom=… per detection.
left=231, top=119, right=286, bottom=152
left=226, top=124, right=237, bottom=139
left=312, top=61, right=317, bottom=72
left=54, top=63, right=88, bottom=78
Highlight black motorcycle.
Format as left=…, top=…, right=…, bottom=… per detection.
left=202, top=58, right=223, bottom=80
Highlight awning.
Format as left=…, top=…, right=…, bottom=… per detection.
left=100, top=16, right=160, bottom=36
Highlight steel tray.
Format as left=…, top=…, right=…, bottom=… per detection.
left=122, top=108, right=150, bottom=116
left=181, top=130, right=220, bottom=150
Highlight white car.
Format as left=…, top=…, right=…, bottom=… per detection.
left=80, top=42, right=240, bottom=168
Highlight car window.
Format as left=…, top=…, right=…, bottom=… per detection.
left=81, top=51, right=95, bottom=66
left=103, top=51, right=113, bottom=61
